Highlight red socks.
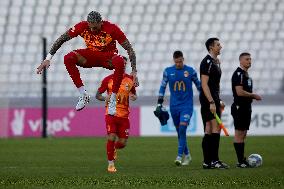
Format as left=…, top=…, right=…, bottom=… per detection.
left=107, top=140, right=126, bottom=161
left=107, top=140, right=115, bottom=161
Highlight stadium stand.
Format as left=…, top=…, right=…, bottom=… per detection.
left=0, top=0, right=283, bottom=97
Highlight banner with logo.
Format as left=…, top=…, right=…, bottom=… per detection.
left=0, top=107, right=140, bottom=137
left=1, top=105, right=283, bottom=137
left=141, top=105, right=284, bottom=136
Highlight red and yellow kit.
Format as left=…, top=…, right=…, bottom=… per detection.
left=68, top=21, right=126, bottom=52
left=98, top=74, right=136, bottom=138
left=98, top=74, right=136, bottom=118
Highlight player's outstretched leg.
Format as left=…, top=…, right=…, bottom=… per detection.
left=108, top=55, right=125, bottom=115
left=64, top=52, right=90, bottom=111
left=76, top=91, right=90, bottom=111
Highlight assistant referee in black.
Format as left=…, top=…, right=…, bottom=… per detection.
left=199, top=38, right=228, bottom=169
left=231, top=52, right=262, bottom=168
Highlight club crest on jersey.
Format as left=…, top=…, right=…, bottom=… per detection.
left=184, top=71, right=189, bottom=77
left=125, top=83, right=129, bottom=91
left=207, top=59, right=211, bottom=63
left=71, top=26, right=75, bottom=33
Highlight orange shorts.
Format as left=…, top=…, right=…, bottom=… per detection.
left=105, top=115, right=130, bottom=139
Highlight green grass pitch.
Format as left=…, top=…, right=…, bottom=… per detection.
left=0, top=136, right=283, bottom=189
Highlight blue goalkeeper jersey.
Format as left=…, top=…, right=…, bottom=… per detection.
left=159, top=65, right=201, bottom=109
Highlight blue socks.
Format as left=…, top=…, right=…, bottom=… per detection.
left=177, top=126, right=189, bottom=157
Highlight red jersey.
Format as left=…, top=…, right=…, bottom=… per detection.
left=68, top=21, right=127, bottom=52
left=98, top=74, right=136, bottom=118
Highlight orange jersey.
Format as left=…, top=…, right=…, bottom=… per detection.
left=68, top=21, right=126, bottom=52
left=98, top=74, right=136, bottom=118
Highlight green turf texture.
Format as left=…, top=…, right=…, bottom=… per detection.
left=0, top=136, right=283, bottom=189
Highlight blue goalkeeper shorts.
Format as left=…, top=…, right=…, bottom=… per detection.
left=170, top=108, right=193, bottom=127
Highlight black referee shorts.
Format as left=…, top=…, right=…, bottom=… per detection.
left=200, top=103, right=221, bottom=129
left=231, top=103, right=252, bottom=131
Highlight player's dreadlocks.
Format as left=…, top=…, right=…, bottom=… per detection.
left=87, top=11, right=102, bottom=23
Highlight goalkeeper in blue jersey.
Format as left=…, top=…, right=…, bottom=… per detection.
left=156, top=50, right=201, bottom=166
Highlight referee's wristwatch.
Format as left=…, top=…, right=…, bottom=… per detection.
left=209, top=100, right=215, bottom=104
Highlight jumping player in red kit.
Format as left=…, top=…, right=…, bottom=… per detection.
left=37, top=11, right=138, bottom=115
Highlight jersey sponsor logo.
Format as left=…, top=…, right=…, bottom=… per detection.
left=82, top=31, right=113, bottom=51
left=174, top=81, right=186, bottom=91
left=184, top=71, right=189, bottom=77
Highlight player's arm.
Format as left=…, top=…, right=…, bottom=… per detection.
left=200, top=60, right=216, bottom=114
left=95, top=91, right=106, bottom=101
left=112, top=23, right=138, bottom=86
left=129, top=84, right=137, bottom=101
left=235, top=86, right=262, bottom=100
left=201, top=74, right=216, bottom=114
left=201, top=74, right=214, bottom=102
left=192, top=70, right=201, bottom=92
left=96, top=77, right=110, bottom=102
left=157, top=69, right=168, bottom=108
left=49, top=32, right=72, bottom=57
left=233, top=72, right=262, bottom=100
left=120, top=39, right=136, bottom=73
left=120, top=39, right=139, bottom=87
left=129, top=93, right=137, bottom=101
left=37, top=22, right=84, bottom=74
left=36, top=31, right=72, bottom=74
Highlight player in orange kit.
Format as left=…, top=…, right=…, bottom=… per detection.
left=96, top=57, right=137, bottom=173
left=37, top=11, right=138, bottom=115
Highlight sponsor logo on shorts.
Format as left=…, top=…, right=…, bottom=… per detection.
left=125, top=129, right=129, bottom=137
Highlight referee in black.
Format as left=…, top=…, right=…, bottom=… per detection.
left=199, top=38, right=228, bottom=169
left=231, top=52, right=262, bottom=168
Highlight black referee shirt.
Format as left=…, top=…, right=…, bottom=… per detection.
left=231, top=67, right=253, bottom=106
left=199, top=55, right=222, bottom=105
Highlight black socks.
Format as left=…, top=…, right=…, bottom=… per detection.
left=234, top=142, right=245, bottom=163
